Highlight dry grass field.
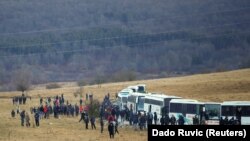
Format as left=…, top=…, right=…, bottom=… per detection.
left=0, top=68, right=250, bottom=141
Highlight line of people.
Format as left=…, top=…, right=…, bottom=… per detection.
left=78, top=110, right=119, bottom=139
left=19, top=110, right=40, bottom=127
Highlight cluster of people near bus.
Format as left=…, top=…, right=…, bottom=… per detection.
left=11, top=92, right=243, bottom=140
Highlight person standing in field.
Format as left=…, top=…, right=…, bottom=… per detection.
left=34, top=111, right=40, bottom=127
left=20, top=110, right=25, bottom=126
left=25, top=113, right=30, bottom=127
left=11, top=110, right=15, bottom=118
left=85, top=114, right=89, bottom=129
left=114, top=120, right=119, bottom=134
left=108, top=122, right=114, bottom=139
left=100, top=118, right=104, bottom=133
left=153, top=112, right=158, bottom=125
left=90, top=116, right=96, bottom=130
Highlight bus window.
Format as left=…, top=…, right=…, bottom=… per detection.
left=222, top=106, right=235, bottom=116
left=170, top=103, right=182, bottom=113
left=241, top=106, right=250, bottom=117
left=187, top=104, right=196, bottom=114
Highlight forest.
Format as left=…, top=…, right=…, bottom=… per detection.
left=0, top=0, right=250, bottom=91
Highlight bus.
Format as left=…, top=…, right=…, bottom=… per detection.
left=117, top=88, right=133, bottom=110
left=169, top=99, right=204, bottom=125
left=221, top=101, right=250, bottom=125
left=204, top=102, right=221, bottom=125
left=127, top=92, right=148, bottom=113
left=144, top=94, right=181, bottom=118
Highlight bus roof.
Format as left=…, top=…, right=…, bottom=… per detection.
left=204, top=102, right=221, bottom=105
left=221, top=101, right=250, bottom=106
left=118, top=89, right=133, bottom=97
left=127, top=85, right=138, bottom=89
left=170, top=99, right=204, bottom=104
left=119, top=88, right=133, bottom=93
left=129, top=92, right=149, bottom=97
left=145, top=94, right=181, bottom=99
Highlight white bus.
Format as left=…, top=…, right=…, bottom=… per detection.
left=117, top=88, right=133, bottom=110
left=127, top=92, right=148, bottom=113
left=204, top=102, right=221, bottom=125
left=221, top=101, right=250, bottom=125
left=169, top=99, right=204, bottom=125
left=144, top=94, right=181, bottom=118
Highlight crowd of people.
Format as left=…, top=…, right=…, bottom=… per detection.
left=12, top=93, right=30, bottom=105
left=10, top=91, right=242, bottom=140
left=10, top=92, right=122, bottom=139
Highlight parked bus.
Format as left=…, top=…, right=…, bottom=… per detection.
left=144, top=94, right=181, bottom=118
left=221, top=101, right=250, bottom=125
left=117, top=88, right=133, bottom=110
left=127, top=92, right=148, bottom=113
left=169, top=99, right=204, bottom=125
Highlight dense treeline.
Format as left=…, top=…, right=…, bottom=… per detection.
left=0, top=0, right=250, bottom=91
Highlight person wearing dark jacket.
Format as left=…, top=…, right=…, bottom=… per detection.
left=35, top=112, right=40, bottom=127
left=139, top=114, right=146, bottom=130
left=90, top=116, right=96, bottom=129
left=153, top=112, right=158, bottom=125
left=160, top=116, right=164, bottom=125
left=178, top=115, right=185, bottom=125
left=100, top=118, right=104, bottom=133
left=219, top=117, right=224, bottom=125
left=114, top=120, right=119, bottom=134
left=79, top=111, right=86, bottom=122
left=85, top=113, right=89, bottom=129
left=11, top=110, right=15, bottom=118
left=164, top=114, right=170, bottom=125
left=20, top=110, right=25, bottom=126
left=108, top=122, right=114, bottom=139
left=170, top=115, right=176, bottom=125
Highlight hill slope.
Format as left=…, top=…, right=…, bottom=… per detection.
left=1, top=0, right=250, bottom=87
left=0, top=69, right=249, bottom=141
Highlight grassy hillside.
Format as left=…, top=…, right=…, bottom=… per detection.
left=0, top=68, right=250, bottom=141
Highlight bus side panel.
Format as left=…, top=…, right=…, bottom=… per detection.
left=242, top=117, right=250, bottom=125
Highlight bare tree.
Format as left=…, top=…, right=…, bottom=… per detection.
left=14, top=69, right=32, bottom=94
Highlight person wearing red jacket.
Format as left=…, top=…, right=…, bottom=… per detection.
left=108, top=114, right=114, bottom=123
left=43, top=105, right=48, bottom=119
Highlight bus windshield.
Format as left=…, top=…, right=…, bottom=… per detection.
left=138, top=86, right=145, bottom=93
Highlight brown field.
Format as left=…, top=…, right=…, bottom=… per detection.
left=0, top=68, right=250, bottom=141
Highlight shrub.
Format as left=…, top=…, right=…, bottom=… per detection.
left=87, top=99, right=100, bottom=117
left=46, top=83, right=61, bottom=89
